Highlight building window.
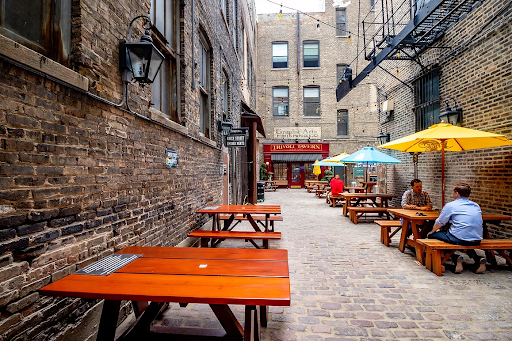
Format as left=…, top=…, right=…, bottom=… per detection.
left=150, top=0, right=179, bottom=123
left=337, top=109, right=348, bottom=136
left=336, top=8, right=347, bottom=36
left=272, top=87, right=289, bottom=116
left=221, top=70, right=229, bottom=120
left=303, top=86, right=320, bottom=117
left=370, top=0, right=375, bottom=8
left=273, top=163, right=287, bottom=181
left=336, top=64, right=348, bottom=86
left=0, top=0, right=71, bottom=66
left=272, top=42, right=288, bottom=68
left=303, top=41, right=319, bottom=68
left=414, top=69, right=440, bottom=131
left=199, top=36, right=211, bottom=138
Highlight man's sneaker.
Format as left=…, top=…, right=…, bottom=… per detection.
left=454, top=255, right=464, bottom=274
left=475, top=258, right=486, bottom=274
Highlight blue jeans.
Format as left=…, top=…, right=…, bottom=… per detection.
left=428, top=230, right=481, bottom=261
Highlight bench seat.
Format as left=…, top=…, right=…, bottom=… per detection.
left=375, top=220, right=402, bottom=246
left=347, top=207, right=397, bottom=224
left=188, top=230, right=282, bottom=249
left=417, top=239, right=512, bottom=276
left=218, top=214, right=283, bottom=232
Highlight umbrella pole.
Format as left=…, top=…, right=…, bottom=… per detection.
left=441, top=141, right=445, bottom=207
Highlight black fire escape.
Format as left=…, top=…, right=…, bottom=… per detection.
left=336, top=0, right=483, bottom=101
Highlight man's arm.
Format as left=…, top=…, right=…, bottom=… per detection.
left=418, top=192, right=433, bottom=211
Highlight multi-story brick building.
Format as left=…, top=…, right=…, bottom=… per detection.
left=256, top=0, right=381, bottom=188
left=354, top=0, right=512, bottom=235
left=0, top=0, right=258, bottom=338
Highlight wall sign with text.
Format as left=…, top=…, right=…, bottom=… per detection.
left=166, top=148, right=179, bottom=168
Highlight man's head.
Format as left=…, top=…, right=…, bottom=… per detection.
left=410, top=179, right=423, bottom=194
left=334, top=175, right=340, bottom=180
left=453, top=182, right=471, bottom=198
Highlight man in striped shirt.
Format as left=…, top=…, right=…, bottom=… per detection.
left=401, top=179, right=432, bottom=211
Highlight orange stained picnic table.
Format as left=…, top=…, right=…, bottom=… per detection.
left=341, top=193, right=397, bottom=216
left=197, top=204, right=281, bottom=232
left=40, top=246, right=291, bottom=341
left=388, top=209, right=512, bottom=264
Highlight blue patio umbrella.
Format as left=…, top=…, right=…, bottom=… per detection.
left=340, top=146, right=401, bottom=190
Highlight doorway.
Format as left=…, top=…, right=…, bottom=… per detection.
left=290, top=162, right=302, bottom=188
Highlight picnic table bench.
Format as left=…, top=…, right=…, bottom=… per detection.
left=417, top=239, right=512, bottom=276
left=328, top=194, right=345, bottom=207
left=188, top=230, right=282, bottom=249
left=375, top=220, right=402, bottom=246
left=316, top=188, right=330, bottom=198
left=347, top=206, right=398, bottom=224
left=264, top=181, right=278, bottom=191
left=219, top=214, right=283, bottom=232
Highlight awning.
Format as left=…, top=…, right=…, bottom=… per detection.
left=241, top=102, right=266, bottom=138
left=271, top=153, right=323, bottom=162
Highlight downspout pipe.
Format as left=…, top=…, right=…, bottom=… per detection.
left=296, top=11, right=300, bottom=74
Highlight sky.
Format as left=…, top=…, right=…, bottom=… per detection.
left=254, top=0, right=324, bottom=14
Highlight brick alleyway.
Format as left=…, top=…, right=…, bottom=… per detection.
left=147, top=189, right=512, bottom=340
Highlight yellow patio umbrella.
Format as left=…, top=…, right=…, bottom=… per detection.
left=312, top=160, right=322, bottom=180
left=323, top=153, right=350, bottom=162
left=379, top=122, right=512, bottom=205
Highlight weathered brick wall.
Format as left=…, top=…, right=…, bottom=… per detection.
left=256, top=0, right=380, bottom=159
left=377, top=0, right=512, bottom=237
left=0, top=0, right=254, bottom=339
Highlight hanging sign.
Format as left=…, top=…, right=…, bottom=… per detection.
left=226, top=134, right=246, bottom=147
left=165, top=148, right=179, bottom=168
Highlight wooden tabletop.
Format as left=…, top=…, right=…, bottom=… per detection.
left=388, top=209, right=511, bottom=222
left=197, top=205, right=281, bottom=215
left=40, top=247, right=291, bottom=306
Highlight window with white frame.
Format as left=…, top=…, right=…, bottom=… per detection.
left=272, top=87, right=289, bottom=116
left=303, top=41, right=319, bottom=68
left=272, top=42, right=288, bottom=68
left=336, top=8, right=347, bottom=36
left=150, top=0, right=179, bottom=123
left=337, top=109, right=348, bottom=136
left=303, top=87, right=320, bottom=116
left=0, top=0, right=71, bottom=66
left=199, top=36, right=211, bottom=138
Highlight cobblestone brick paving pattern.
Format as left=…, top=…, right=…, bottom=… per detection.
left=150, top=189, right=512, bottom=340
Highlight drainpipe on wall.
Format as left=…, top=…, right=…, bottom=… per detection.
left=296, top=11, right=300, bottom=75
left=191, top=0, right=196, bottom=89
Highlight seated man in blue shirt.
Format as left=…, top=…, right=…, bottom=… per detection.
left=427, top=182, right=486, bottom=274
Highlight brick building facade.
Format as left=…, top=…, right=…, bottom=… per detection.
left=372, top=0, right=512, bottom=236
left=0, top=0, right=257, bottom=339
left=256, top=0, right=380, bottom=187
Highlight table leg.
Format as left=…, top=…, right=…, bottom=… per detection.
left=259, top=305, right=268, bottom=327
left=246, top=214, right=262, bottom=232
left=131, top=301, right=148, bottom=318
left=398, top=219, right=409, bottom=252
left=410, top=221, right=424, bottom=264
left=210, top=304, right=244, bottom=340
left=244, top=305, right=259, bottom=341
left=97, top=300, right=121, bottom=341
left=117, top=302, right=166, bottom=341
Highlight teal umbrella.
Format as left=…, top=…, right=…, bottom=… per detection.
left=340, top=146, right=401, bottom=190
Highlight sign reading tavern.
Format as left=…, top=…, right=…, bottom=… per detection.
left=274, top=127, right=321, bottom=139
left=270, top=144, right=323, bottom=152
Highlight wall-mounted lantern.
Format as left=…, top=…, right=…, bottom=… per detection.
left=439, top=99, right=462, bottom=126
left=119, top=16, right=165, bottom=84
left=377, top=131, right=390, bottom=145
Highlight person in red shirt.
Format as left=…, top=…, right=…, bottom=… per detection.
left=330, top=175, right=345, bottom=196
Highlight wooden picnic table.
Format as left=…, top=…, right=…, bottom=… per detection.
left=388, top=208, right=512, bottom=264
left=40, top=246, right=291, bottom=340
left=341, top=193, right=397, bottom=216
left=360, top=181, right=377, bottom=193
left=264, top=180, right=278, bottom=191
left=197, top=205, right=282, bottom=233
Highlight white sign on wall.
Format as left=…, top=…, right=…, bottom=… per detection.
left=274, top=127, right=321, bottom=140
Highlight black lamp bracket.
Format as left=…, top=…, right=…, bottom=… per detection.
left=128, top=15, right=152, bottom=43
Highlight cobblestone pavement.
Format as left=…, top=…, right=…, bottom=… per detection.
left=150, top=189, right=512, bottom=340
